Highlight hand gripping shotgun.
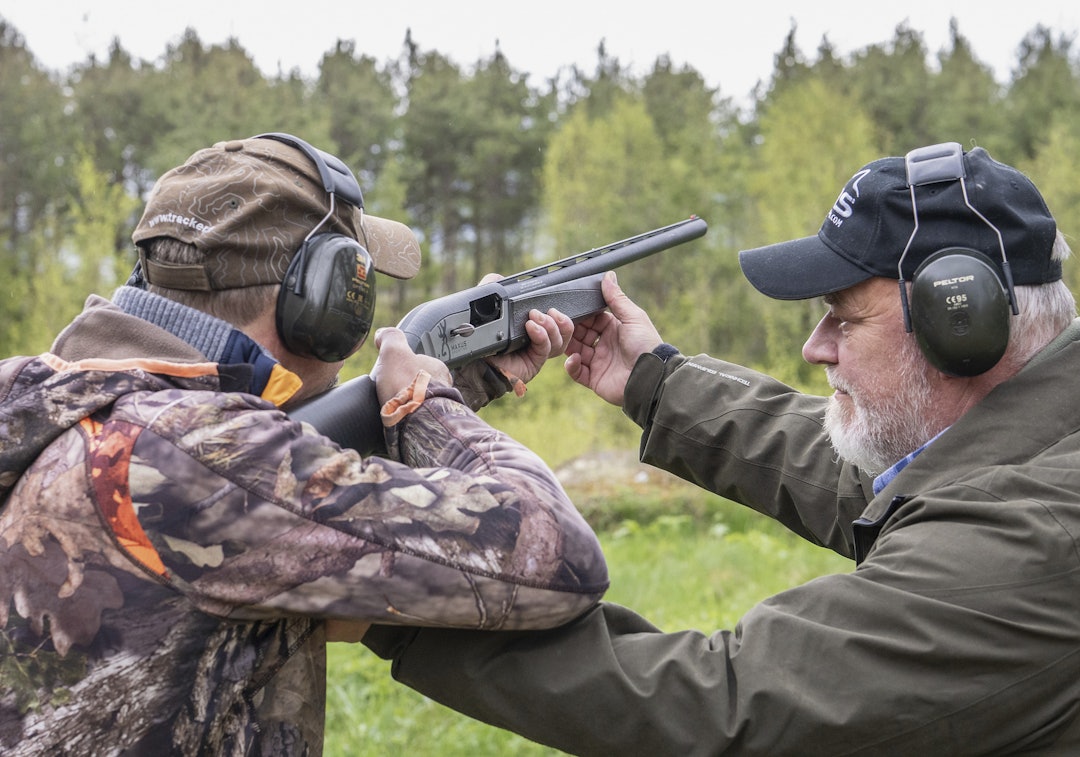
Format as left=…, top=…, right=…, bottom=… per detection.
left=290, top=215, right=707, bottom=455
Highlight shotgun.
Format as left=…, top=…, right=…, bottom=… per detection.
left=290, top=216, right=707, bottom=454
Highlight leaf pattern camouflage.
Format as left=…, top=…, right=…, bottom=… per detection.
left=0, top=348, right=607, bottom=755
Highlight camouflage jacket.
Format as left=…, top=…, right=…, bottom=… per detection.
left=0, top=291, right=607, bottom=756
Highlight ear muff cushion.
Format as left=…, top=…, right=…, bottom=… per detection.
left=276, top=234, right=376, bottom=362
left=909, top=248, right=1010, bottom=377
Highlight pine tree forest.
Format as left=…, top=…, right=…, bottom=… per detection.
left=4, top=16, right=1080, bottom=398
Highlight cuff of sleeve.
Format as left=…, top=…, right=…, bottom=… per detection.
left=362, top=624, right=421, bottom=660
left=382, top=381, right=467, bottom=461
left=451, top=361, right=517, bottom=411
left=622, top=344, right=682, bottom=430
left=381, top=370, right=434, bottom=427
left=651, top=343, right=680, bottom=363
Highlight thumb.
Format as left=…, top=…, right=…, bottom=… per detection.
left=564, top=352, right=583, bottom=383
left=374, top=327, right=406, bottom=353
left=601, top=271, right=640, bottom=322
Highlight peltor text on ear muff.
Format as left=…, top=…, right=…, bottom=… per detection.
left=907, top=247, right=1010, bottom=377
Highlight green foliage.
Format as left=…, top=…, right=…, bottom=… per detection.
left=542, top=95, right=670, bottom=246
left=923, top=20, right=1009, bottom=151
left=1019, top=118, right=1080, bottom=295
left=477, top=363, right=639, bottom=469
left=842, top=23, right=933, bottom=153
left=5, top=15, right=1080, bottom=366
left=1005, top=26, right=1080, bottom=160
left=315, top=41, right=399, bottom=183
left=746, top=76, right=878, bottom=389
left=325, top=643, right=560, bottom=756
left=0, top=21, right=77, bottom=233
left=600, top=508, right=850, bottom=634
left=69, top=149, right=141, bottom=292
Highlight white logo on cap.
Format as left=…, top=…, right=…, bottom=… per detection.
left=827, top=169, right=871, bottom=228
left=143, top=212, right=213, bottom=234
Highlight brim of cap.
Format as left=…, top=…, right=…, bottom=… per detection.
left=362, top=214, right=421, bottom=280
left=738, top=234, right=876, bottom=300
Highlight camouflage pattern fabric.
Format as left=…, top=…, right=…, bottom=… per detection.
left=0, top=349, right=607, bottom=755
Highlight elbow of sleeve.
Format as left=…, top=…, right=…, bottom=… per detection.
left=503, top=512, right=609, bottom=629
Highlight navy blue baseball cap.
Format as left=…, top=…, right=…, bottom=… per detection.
left=738, top=143, right=1060, bottom=299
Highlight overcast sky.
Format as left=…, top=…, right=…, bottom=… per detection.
left=4, top=1, right=1080, bottom=104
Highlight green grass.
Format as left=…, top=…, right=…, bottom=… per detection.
left=323, top=481, right=851, bottom=756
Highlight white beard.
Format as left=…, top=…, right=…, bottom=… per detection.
left=822, top=340, right=938, bottom=476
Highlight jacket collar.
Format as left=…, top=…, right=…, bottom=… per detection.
left=50, top=289, right=301, bottom=406
left=864, top=317, right=1080, bottom=512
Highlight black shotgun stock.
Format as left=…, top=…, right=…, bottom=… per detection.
left=290, top=216, right=707, bottom=454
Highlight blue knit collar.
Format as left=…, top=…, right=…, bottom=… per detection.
left=111, top=286, right=281, bottom=396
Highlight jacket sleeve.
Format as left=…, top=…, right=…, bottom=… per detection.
left=622, top=349, right=874, bottom=557
left=117, top=382, right=608, bottom=630
left=365, top=494, right=1080, bottom=757
left=359, top=353, right=1080, bottom=756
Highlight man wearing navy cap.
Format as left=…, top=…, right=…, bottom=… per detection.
left=364, top=143, right=1080, bottom=755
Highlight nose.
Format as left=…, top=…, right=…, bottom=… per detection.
left=802, top=312, right=839, bottom=366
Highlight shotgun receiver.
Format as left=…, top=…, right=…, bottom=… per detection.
left=290, top=216, right=707, bottom=454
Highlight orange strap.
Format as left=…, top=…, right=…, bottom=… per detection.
left=381, top=370, right=433, bottom=426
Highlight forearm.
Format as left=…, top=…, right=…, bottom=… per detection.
left=364, top=603, right=737, bottom=757
left=366, top=552, right=1080, bottom=757
left=377, top=383, right=608, bottom=624
left=623, top=350, right=870, bottom=555
left=130, top=387, right=606, bottom=631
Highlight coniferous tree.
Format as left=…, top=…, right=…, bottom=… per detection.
left=1005, top=25, right=1080, bottom=160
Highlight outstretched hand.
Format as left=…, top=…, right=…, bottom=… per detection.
left=564, top=271, right=664, bottom=407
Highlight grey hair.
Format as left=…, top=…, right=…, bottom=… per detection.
left=1005, top=231, right=1077, bottom=367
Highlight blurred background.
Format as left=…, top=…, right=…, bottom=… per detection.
left=3, top=6, right=1079, bottom=752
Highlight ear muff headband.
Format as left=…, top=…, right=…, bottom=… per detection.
left=253, top=132, right=365, bottom=208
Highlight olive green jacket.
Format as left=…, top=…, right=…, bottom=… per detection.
left=365, top=319, right=1080, bottom=756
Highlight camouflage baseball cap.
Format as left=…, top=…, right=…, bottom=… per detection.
left=132, top=134, right=421, bottom=288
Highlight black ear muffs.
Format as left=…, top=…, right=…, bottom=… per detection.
left=253, top=132, right=377, bottom=362
left=275, top=233, right=377, bottom=362
left=907, top=247, right=1010, bottom=377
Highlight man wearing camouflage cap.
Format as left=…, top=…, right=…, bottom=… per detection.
left=0, top=133, right=605, bottom=754
left=363, top=143, right=1080, bottom=755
